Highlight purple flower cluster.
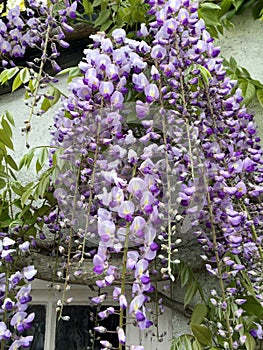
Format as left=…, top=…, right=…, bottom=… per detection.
left=50, top=0, right=263, bottom=348
left=143, top=0, right=263, bottom=346
left=0, top=0, right=75, bottom=68
left=0, top=233, right=36, bottom=349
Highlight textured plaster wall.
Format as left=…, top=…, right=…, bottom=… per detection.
left=0, top=78, right=68, bottom=183
left=0, top=8, right=263, bottom=348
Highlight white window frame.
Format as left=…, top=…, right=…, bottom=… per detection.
left=30, top=279, right=173, bottom=350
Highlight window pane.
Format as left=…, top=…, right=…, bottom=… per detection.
left=24, top=305, right=46, bottom=350
left=55, top=306, right=120, bottom=350
left=1, top=305, right=46, bottom=350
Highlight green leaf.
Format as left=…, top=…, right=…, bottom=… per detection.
left=95, top=9, right=110, bottom=27
left=10, top=181, right=25, bottom=196
left=218, top=0, right=233, bottom=17
left=0, top=171, right=10, bottom=179
left=6, top=155, right=18, bottom=171
left=198, top=8, right=221, bottom=27
left=252, top=0, right=263, bottom=19
left=36, top=147, right=48, bottom=173
left=21, top=186, right=34, bottom=207
left=0, top=70, right=8, bottom=84
left=25, top=79, right=37, bottom=99
left=40, top=86, right=61, bottom=112
left=178, top=261, right=191, bottom=288
left=245, top=333, right=256, bottom=350
left=12, top=72, right=23, bottom=92
left=7, top=67, right=19, bottom=80
left=241, top=295, right=263, bottom=318
left=20, top=67, right=30, bottom=84
left=192, top=340, right=203, bottom=350
left=68, top=67, right=81, bottom=82
left=1, top=119, right=12, bottom=138
left=191, top=324, right=212, bottom=347
left=82, top=0, right=92, bottom=13
left=0, top=178, right=6, bottom=190
left=200, top=3, right=221, bottom=10
left=170, top=335, right=194, bottom=350
left=191, top=304, right=207, bottom=325
left=256, top=89, right=263, bottom=108
left=184, top=280, right=198, bottom=306
left=197, top=65, right=212, bottom=85
left=5, top=111, right=15, bottom=126
left=92, top=0, right=102, bottom=7
left=100, top=20, right=113, bottom=32
left=233, top=0, right=246, bottom=11
left=240, top=81, right=256, bottom=105
left=12, top=67, right=30, bottom=91
left=0, top=129, right=14, bottom=150
left=19, top=149, right=35, bottom=170
left=229, top=56, right=237, bottom=68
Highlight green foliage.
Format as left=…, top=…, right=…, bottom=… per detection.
left=57, top=66, right=82, bottom=82
left=190, top=324, right=213, bottom=347
left=12, top=67, right=31, bottom=92
left=245, top=333, right=256, bottom=350
left=224, top=56, right=263, bottom=106
left=170, top=335, right=196, bottom=350
left=174, top=261, right=206, bottom=306
left=191, top=304, right=208, bottom=325
left=0, top=67, right=19, bottom=85
left=199, top=0, right=263, bottom=38
left=0, top=111, right=56, bottom=239
left=40, top=86, right=62, bottom=113
left=77, top=0, right=151, bottom=33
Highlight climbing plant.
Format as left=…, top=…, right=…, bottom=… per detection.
left=0, top=0, right=262, bottom=350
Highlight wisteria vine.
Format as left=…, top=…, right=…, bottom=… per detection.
left=0, top=0, right=263, bottom=349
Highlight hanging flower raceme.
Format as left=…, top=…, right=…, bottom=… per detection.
left=50, top=0, right=263, bottom=348
left=143, top=0, right=263, bottom=347
left=0, top=233, right=36, bottom=349
left=0, top=0, right=75, bottom=68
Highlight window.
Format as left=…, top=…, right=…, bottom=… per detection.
left=29, top=279, right=172, bottom=350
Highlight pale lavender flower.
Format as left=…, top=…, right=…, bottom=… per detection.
left=250, top=323, right=263, bottom=339
left=151, top=44, right=166, bottom=60
left=117, top=327, right=126, bottom=345
left=94, top=326, right=107, bottom=333
left=112, top=28, right=126, bottom=44
left=22, top=266, right=37, bottom=281
left=129, top=294, right=145, bottom=314
left=10, top=312, right=35, bottom=332
left=100, top=340, right=113, bottom=349
left=144, top=84, right=159, bottom=103
left=118, top=201, right=135, bottom=222
left=119, top=294, right=127, bottom=309
left=2, top=298, right=15, bottom=311
left=91, top=294, right=107, bottom=304
left=9, top=336, right=33, bottom=350
left=178, top=8, right=189, bottom=25
left=3, top=237, right=15, bottom=248
left=127, top=178, right=147, bottom=197
left=95, top=54, right=111, bottom=70
left=19, top=241, right=30, bottom=253
left=0, top=322, right=11, bottom=340
left=136, top=100, right=150, bottom=119
left=99, top=81, right=114, bottom=99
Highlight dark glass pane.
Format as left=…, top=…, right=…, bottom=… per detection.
left=1, top=305, right=46, bottom=350
left=55, top=306, right=120, bottom=350
left=26, top=305, right=46, bottom=350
